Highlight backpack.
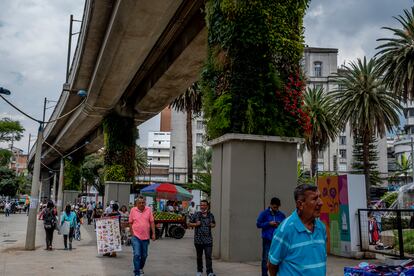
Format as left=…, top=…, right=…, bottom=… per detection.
left=43, top=209, right=56, bottom=229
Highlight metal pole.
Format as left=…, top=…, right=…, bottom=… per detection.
left=411, top=136, right=414, bottom=183
left=52, top=172, right=57, bottom=203
left=396, top=210, right=404, bottom=258
left=56, top=158, right=64, bottom=215
left=25, top=124, right=43, bottom=250
left=43, top=97, right=47, bottom=123
left=172, top=147, right=175, bottom=184
left=27, top=133, right=31, bottom=160
left=149, top=162, right=152, bottom=183
left=66, top=15, right=73, bottom=83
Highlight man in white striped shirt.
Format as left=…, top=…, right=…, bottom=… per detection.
left=268, top=184, right=326, bottom=276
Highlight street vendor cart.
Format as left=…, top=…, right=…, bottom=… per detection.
left=140, top=183, right=193, bottom=240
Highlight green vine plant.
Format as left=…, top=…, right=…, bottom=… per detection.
left=201, top=0, right=311, bottom=140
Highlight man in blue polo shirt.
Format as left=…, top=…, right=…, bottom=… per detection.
left=268, top=184, right=326, bottom=276
left=256, top=197, right=286, bottom=276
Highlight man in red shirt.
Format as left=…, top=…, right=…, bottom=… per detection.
left=129, top=196, right=156, bottom=276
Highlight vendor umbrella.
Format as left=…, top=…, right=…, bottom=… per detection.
left=140, top=183, right=193, bottom=201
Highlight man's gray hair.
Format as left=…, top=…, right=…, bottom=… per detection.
left=135, top=195, right=146, bottom=203
left=294, top=184, right=318, bottom=201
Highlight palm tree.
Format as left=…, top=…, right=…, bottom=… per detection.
left=184, top=147, right=212, bottom=197
left=135, top=146, right=147, bottom=176
left=331, top=57, right=402, bottom=201
left=303, top=87, right=339, bottom=177
left=376, top=6, right=414, bottom=101
left=395, top=153, right=411, bottom=184
left=170, top=82, right=203, bottom=183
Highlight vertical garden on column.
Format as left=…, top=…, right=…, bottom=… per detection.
left=102, top=113, right=136, bottom=182
left=201, top=0, right=311, bottom=139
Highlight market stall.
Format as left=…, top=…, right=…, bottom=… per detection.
left=140, top=183, right=193, bottom=240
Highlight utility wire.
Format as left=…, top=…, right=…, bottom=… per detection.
left=0, top=94, right=86, bottom=124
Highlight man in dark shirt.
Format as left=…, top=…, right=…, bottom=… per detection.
left=188, top=200, right=216, bottom=276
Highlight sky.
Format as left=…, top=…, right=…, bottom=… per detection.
left=0, top=0, right=412, bottom=153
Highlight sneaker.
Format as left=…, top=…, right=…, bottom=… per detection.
left=140, top=269, right=144, bottom=275
left=196, top=272, right=202, bottom=276
left=207, top=273, right=216, bottom=276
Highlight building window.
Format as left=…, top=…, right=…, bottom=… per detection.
left=158, top=149, right=161, bottom=152
left=175, top=174, right=180, bottom=181
left=409, top=109, right=414, bottom=117
left=339, top=149, right=347, bottom=159
left=317, top=163, right=324, bottom=171
left=157, top=157, right=160, bottom=161
left=158, top=141, right=161, bottom=144
left=318, top=150, right=324, bottom=158
left=339, top=163, right=347, bottom=172
left=197, top=120, right=204, bottom=130
left=196, top=133, right=203, bottom=143
left=339, top=136, right=346, bottom=145
left=314, top=62, right=322, bottom=77
left=314, top=83, right=323, bottom=90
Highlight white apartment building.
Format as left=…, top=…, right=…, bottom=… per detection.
left=144, top=131, right=170, bottom=183
left=301, top=47, right=388, bottom=178
left=169, top=110, right=206, bottom=184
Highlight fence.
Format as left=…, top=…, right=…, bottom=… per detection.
left=358, top=209, right=414, bottom=258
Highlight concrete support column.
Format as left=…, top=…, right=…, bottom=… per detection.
left=102, top=113, right=136, bottom=205
left=209, top=134, right=301, bottom=262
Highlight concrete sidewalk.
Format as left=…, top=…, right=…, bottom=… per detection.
left=0, top=214, right=367, bottom=276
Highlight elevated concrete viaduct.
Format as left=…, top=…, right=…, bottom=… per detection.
left=30, top=0, right=207, bottom=171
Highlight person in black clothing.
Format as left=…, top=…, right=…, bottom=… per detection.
left=43, top=201, right=57, bottom=250
left=188, top=200, right=216, bottom=276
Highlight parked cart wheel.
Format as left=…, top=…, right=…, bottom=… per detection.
left=172, top=225, right=185, bottom=239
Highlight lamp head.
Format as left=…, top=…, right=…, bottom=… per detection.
left=77, top=89, right=87, bottom=97
left=0, top=87, right=11, bottom=95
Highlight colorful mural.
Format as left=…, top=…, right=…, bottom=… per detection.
left=318, top=175, right=351, bottom=255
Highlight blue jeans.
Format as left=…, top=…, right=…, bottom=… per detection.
left=131, top=236, right=149, bottom=276
left=262, top=238, right=272, bottom=276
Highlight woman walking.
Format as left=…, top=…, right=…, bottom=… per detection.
left=43, top=201, right=57, bottom=250
left=61, top=204, right=76, bottom=250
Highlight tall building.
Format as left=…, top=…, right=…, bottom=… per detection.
left=169, top=109, right=206, bottom=184
left=9, top=146, right=27, bottom=174
left=301, top=47, right=388, bottom=179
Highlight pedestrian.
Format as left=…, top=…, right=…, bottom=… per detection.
left=61, top=204, right=77, bottom=250
left=268, top=184, right=326, bottom=276
left=188, top=201, right=196, bottom=217
left=4, top=201, right=11, bottom=217
left=105, top=200, right=114, bottom=215
left=74, top=206, right=83, bottom=241
left=256, top=197, right=286, bottom=276
left=43, top=201, right=57, bottom=250
left=119, top=205, right=130, bottom=244
left=87, top=202, right=94, bottom=225
left=129, top=196, right=156, bottom=276
left=188, top=200, right=216, bottom=276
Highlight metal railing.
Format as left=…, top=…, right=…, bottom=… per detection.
left=358, top=208, right=414, bottom=258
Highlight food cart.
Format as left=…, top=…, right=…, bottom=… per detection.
left=140, top=183, right=193, bottom=240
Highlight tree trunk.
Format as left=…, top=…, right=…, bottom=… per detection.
left=186, top=108, right=193, bottom=183
left=362, top=130, right=371, bottom=204
left=310, top=144, right=318, bottom=178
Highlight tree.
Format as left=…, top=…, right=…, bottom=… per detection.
left=394, top=153, right=412, bottom=184
left=303, top=87, right=339, bottom=177
left=170, top=82, right=203, bottom=183
left=184, top=147, right=212, bottom=197
left=352, top=133, right=381, bottom=186
left=332, top=57, right=402, bottom=202
left=0, top=148, right=12, bottom=167
left=135, top=146, right=147, bottom=176
left=376, top=6, right=414, bottom=101
left=0, top=167, right=18, bottom=196
left=81, top=152, right=105, bottom=195
left=0, top=118, right=24, bottom=142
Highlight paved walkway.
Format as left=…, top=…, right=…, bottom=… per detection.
left=0, top=213, right=368, bottom=275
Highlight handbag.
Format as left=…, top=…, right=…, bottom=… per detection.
left=60, top=221, right=70, bottom=235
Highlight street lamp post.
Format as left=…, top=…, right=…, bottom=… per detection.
left=0, top=87, right=87, bottom=250
left=172, top=146, right=176, bottom=184
left=148, top=158, right=152, bottom=184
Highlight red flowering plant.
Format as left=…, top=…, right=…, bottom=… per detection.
left=275, top=72, right=311, bottom=136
